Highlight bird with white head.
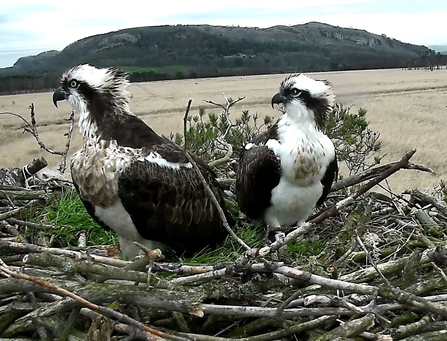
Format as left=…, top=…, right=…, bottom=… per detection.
left=53, top=64, right=233, bottom=259
left=236, top=73, right=338, bottom=239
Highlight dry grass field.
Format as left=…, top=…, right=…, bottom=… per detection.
left=1, top=68, right=446, bottom=194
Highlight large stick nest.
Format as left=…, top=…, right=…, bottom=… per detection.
left=1, top=103, right=447, bottom=341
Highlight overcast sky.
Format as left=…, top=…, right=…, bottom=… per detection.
left=1, top=0, right=445, bottom=68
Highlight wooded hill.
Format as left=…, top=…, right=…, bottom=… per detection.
left=0, top=21, right=445, bottom=95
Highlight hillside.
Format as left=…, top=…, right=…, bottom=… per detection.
left=0, top=21, right=442, bottom=94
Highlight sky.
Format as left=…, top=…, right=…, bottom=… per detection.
left=1, top=0, right=446, bottom=68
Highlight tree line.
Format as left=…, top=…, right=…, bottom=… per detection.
left=0, top=52, right=446, bottom=96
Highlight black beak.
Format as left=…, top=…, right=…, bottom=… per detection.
left=271, top=92, right=287, bottom=109
left=52, top=87, right=67, bottom=108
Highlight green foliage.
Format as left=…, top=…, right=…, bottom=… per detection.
left=172, top=106, right=273, bottom=167
left=180, top=223, right=326, bottom=265
left=327, top=103, right=382, bottom=174
left=173, top=101, right=381, bottom=178
left=26, top=189, right=117, bottom=248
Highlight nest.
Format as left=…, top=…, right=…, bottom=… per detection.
left=1, top=149, right=447, bottom=341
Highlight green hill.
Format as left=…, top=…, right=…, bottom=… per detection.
left=0, top=21, right=442, bottom=94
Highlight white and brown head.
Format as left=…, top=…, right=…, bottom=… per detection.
left=52, top=64, right=132, bottom=140
left=271, top=74, right=335, bottom=131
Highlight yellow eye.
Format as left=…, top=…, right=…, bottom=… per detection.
left=70, top=80, right=79, bottom=88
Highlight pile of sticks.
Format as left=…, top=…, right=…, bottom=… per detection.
left=1, top=150, right=447, bottom=340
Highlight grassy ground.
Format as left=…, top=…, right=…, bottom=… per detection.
left=121, top=65, right=191, bottom=74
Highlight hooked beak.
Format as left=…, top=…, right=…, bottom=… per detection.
left=271, top=92, right=287, bottom=109
left=53, top=87, right=67, bottom=108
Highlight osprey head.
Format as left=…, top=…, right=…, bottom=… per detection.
left=271, top=74, right=335, bottom=130
left=52, top=64, right=131, bottom=113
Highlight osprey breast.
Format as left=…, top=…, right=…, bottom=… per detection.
left=293, top=146, right=323, bottom=181
left=71, top=140, right=134, bottom=207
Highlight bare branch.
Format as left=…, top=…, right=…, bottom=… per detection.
left=183, top=99, right=192, bottom=148
left=332, top=160, right=434, bottom=192
left=204, top=93, right=245, bottom=168
left=0, top=104, right=74, bottom=174
left=0, top=263, right=188, bottom=341
left=183, top=151, right=251, bottom=251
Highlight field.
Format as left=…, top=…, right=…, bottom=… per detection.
left=1, top=68, right=446, bottom=194
left=121, top=64, right=191, bottom=74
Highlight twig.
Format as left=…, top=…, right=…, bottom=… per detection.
left=0, top=240, right=130, bottom=267
left=0, top=104, right=74, bottom=174
left=180, top=315, right=338, bottom=341
left=205, top=93, right=245, bottom=168
left=183, top=152, right=250, bottom=252
left=404, top=189, right=447, bottom=216
left=5, top=217, right=59, bottom=230
left=58, top=110, right=75, bottom=173
left=183, top=99, right=192, bottom=148
left=0, top=200, right=40, bottom=220
left=0, top=263, right=188, bottom=341
left=355, top=234, right=391, bottom=285
left=214, top=157, right=433, bottom=193
left=59, top=306, right=81, bottom=341
left=331, top=159, right=432, bottom=192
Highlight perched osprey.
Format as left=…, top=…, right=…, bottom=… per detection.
left=235, top=74, right=338, bottom=236
left=52, top=64, right=232, bottom=259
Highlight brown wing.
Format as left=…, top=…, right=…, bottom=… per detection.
left=250, top=121, right=279, bottom=145
left=235, top=145, right=281, bottom=220
left=316, top=153, right=338, bottom=207
left=117, top=143, right=232, bottom=257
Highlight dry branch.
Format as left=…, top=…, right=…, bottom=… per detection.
left=0, top=158, right=48, bottom=188
left=0, top=265, right=187, bottom=341
left=0, top=104, right=74, bottom=173
left=204, top=93, right=245, bottom=168
left=331, top=159, right=434, bottom=192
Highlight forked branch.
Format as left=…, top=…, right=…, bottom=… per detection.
left=0, top=103, right=75, bottom=173
left=204, top=93, right=245, bottom=167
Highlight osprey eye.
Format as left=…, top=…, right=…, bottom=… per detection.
left=290, top=88, right=300, bottom=96
left=70, top=80, right=79, bottom=88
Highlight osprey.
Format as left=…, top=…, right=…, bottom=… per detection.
left=235, top=74, right=338, bottom=236
left=52, top=64, right=232, bottom=259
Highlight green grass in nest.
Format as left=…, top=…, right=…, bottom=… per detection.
left=27, top=189, right=118, bottom=248
left=26, top=189, right=326, bottom=264
left=181, top=221, right=326, bottom=265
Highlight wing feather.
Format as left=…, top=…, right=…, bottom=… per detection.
left=117, top=144, right=232, bottom=256
left=236, top=145, right=281, bottom=220
left=316, top=153, right=338, bottom=207
left=70, top=174, right=109, bottom=228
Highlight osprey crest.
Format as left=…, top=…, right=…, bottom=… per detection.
left=52, top=64, right=232, bottom=259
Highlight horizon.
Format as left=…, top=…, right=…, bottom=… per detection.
left=1, top=0, right=446, bottom=68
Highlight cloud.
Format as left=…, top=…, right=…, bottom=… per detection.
left=0, top=0, right=445, bottom=68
